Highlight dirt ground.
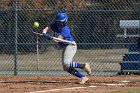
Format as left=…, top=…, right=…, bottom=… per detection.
left=0, top=75, right=140, bottom=93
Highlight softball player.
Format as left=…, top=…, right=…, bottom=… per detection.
left=42, top=13, right=91, bottom=84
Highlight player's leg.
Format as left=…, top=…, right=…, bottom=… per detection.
left=62, top=44, right=91, bottom=75
left=63, top=65, right=89, bottom=84
left=62, top=44, right=90, bottom=84
left=69, top=62, right=91, bottom=75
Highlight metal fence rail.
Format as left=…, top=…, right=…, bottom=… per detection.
left=0, top=0, right=140, bottom=75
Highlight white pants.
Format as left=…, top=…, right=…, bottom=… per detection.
left=62, top=44, right=77, bottom=71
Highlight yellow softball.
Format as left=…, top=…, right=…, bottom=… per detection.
left=33, top=22, right=39, bottom=28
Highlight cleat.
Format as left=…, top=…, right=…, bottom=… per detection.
left=84, top=63, right=91, bottom=75
left=79, top=76, right=89, bottom=84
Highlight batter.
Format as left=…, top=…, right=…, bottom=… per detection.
left=42, top=13, right=91, bottom=84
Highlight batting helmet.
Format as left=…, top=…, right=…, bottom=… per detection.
left=55, top=13, right=68, bottom=24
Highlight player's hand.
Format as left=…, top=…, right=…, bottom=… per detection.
left=42, top=33, right=53, bottom=40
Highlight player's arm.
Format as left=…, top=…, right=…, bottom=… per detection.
left=42, top=26, right=54, bottom=40
left=51, top=35, right=64, bottom=44
left=43, top=34, right=64, bottom=44
left=42, top=26, right=64, bottom=43
left=42, top=26, right=51, bottom=33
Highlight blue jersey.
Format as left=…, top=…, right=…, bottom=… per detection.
left=49, top=23, right=74, bottom=47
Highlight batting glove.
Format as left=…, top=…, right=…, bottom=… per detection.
left=42, top=33, right=53, bottom=40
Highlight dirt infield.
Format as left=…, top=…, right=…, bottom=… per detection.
left=0, top=75, right=140, bottom=93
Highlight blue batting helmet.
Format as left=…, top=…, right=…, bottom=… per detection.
left=55, top=13, right=68, bottom=24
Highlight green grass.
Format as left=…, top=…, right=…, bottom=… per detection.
left=0, top=49, right=127, bottom=71
left=107, top=88, right=140, bottom=93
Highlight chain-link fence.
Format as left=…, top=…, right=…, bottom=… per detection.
left=0, top=0, right=140, bottom=75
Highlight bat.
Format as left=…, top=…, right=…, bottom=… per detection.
left=33, top=32, right=76, bottom=45
left=116, top=35, right=140, bottom=38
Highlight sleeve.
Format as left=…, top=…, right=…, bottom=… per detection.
left=60, top=27, right=70, bottom=38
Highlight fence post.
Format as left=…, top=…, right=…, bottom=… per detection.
left=13, top=0, right=18, bottom=76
